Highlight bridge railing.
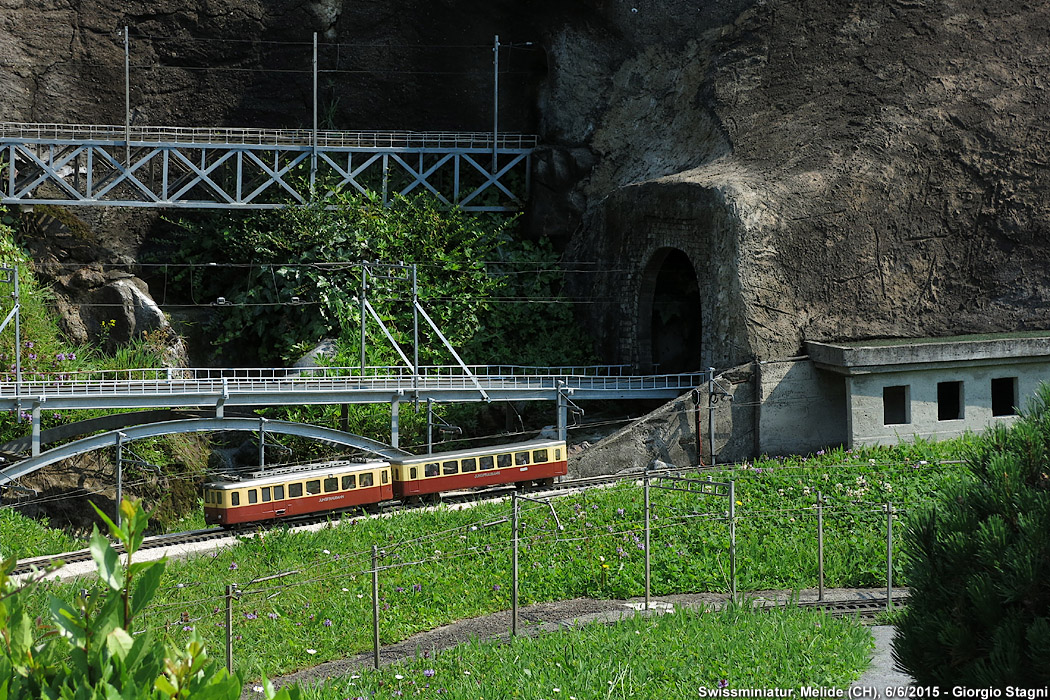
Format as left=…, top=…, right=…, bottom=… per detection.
left=0, top=122, right=539, bottom=150
left=0, top=365, right=706, bottom=395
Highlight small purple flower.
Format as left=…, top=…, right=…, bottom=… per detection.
left=323, top=618, right=333, bottom=627
left=229, top=562, right=238, bottom=570
left=55, top=352, right=66, bottom=361
left=268, top=612, right=278, bottom=620
left=395, top=586, right=405, bottom=593
left=23, top=341, right=33, bottom=349
left=182, top=625, right=194, bottom=631
left=423, top=669, right=435, bottom=678
left=718, top=679, right=729, bottom=688
left=412, top=583, right=422, bottom=592
left=492, top=584, right=500, bottom=592
left=616, top=508, right=625, bottom=516
left=27, top=353, right=36, bottom=360
left=69, top=352, right=76, bottom=361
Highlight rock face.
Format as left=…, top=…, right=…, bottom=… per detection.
left=3, top=0, right=1050, bottom=368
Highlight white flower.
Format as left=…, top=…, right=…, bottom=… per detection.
left=395, top=674, right=404, bottom=680
left=252, top=686, right=264, bottom=694
left=323, top=549, right=330, bottom=554
left=306, top=649, right=317, bottom=655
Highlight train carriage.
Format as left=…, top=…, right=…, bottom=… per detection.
left=390, top=439, right=567, bottom=500
left=203, top=459, right=393, bottom=527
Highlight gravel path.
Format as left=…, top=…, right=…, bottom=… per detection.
left=245, top=587, right=909, bottom=698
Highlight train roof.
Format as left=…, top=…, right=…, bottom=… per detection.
left=204, top=458, right=389, bottom=490
left=393, top=438, right=565, bottom=465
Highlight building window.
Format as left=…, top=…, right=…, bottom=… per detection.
left=883, top=385, right=910, bottom=425
left=991, top=377, right=1018, bottom=417
left=937, top=381, right=964, bottom=421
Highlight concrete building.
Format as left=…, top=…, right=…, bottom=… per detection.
left=805, top=333, right=1050, bottom=448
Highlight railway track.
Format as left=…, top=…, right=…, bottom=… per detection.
left=12, top=472, right=626, bottom=577
left=762, top=595, right=909, bottom=619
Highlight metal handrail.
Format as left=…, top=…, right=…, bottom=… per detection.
left=0, top=122, right=539, bottom=150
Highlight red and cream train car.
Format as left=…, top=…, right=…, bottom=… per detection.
left=391, top=439, right=567, bottom=499
left=203, top=459, right=393, bottom=526
left=202, top=439, right=568, bottom=527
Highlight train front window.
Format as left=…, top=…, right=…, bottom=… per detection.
left=306, top=480, right=321, bottom=495
left=480, top=456, right=494, bottom=470
left=443, top=460, right=458, bottom=475
left=231, top=492, right=240, bottom=506
left=497, top=454, right=512, bottom=468
left=262, top=487, right=271, bottom=503
left=410, top=467, right=418, bottom=479
left=361, top=473, right=374, bottom=487
left=324, top=477, right=338, bottom=493
left=216, top=491, right=224, bottom=505
left=555, top=449, right=562, bottom=460
left=462, top=458, right=476, bottom=472
left=533, top=449, right=548, bottom=463
left=289, top=483, right=303, bottom=497
left=248, top=489, right=258, bottom=504
left=274, top=485, right=285, bottom=500
left=382, top=470, right=389, bottom=484
left=515, top=452, right=530, bottom=466
left=425, top=462, right=439, bottom=477
left=342, top=475, right=357, bottom=490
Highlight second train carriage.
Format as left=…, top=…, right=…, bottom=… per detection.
left=203, top=459, right=393, bottom=526
left=390, top=439, right=567, bottom=499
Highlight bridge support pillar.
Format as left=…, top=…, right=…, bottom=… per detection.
left=31, top=399, right=42, bottom=457
left=390, top=395, right=400, bottom=449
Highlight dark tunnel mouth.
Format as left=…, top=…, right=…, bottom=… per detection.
left=639, top=248, right=702, bottom=373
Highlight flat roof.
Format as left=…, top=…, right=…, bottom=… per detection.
left=806, top=331, right=1050, bottom=374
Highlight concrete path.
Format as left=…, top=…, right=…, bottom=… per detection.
left=851, top=626, right=915, bottom=696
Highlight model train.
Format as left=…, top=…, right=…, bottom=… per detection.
left=202, top=439, right=567, bottom=527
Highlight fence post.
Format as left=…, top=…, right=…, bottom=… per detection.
left=225, top=583, right=237, bottom=672
left=644, top=468, right=651, bottom=609
left=817, top=491, right=824, bottom=602
left=886, top=502, right=894, bottom=609
left=372, top=545, right=381, bottom=669
left=729, top=480, right=736, bottom=600
left=708, top=367, right=716, bottom=466
left=511, top=491, right=519, bottom=636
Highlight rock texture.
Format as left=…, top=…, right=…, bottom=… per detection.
left=2, top=0, right=1049, bottom=367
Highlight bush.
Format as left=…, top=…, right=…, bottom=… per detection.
left=0, top=499, right=296, bottom=699
left=893, top=384, right=1050, bottom=687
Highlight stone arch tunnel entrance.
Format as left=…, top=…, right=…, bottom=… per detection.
left=639, top=248, right=702, bottom=373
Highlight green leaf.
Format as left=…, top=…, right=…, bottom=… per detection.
left=131, top=560, right=165, bottom=619
left=104, top=627, right=134, bottom=661
left=90, top=528, right=124, bottom=591
left=48, top=595, right=87, bottom=647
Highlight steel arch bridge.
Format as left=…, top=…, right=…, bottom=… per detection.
left=0, top=417, right=409, bottom=487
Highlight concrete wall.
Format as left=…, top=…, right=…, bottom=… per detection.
left=846, top=361, right=1047, bottom=447
left=756, top=358, right=847, bottom=456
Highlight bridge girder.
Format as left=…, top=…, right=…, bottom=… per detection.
left=0, top=417, right=409, bottom=487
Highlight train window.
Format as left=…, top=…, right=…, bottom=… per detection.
left=262, top=487, right=271, bottom=503
left=324, top=477, right=338, bottom=493
left=410, top=467, right=418, bottom=479
left=533, top=449, right=548, bottom=463
left=289, top=483, right=303, bottom=498
left=382, top=470, right=389, bottom=484
left=515, top=452, right=530, bottom=466
left=497, top=454, right=512, bottom=468
left=248, top=489, right=258, bottom=504
left=306, top=480, right=321, bottom=495
left=232, top=492, right=240, bottom=506
left=361, top=473, right=374, bottom=487
left=425, top=462, right=439, bottom=477
left=555, top=449, right=561, bottom=460
left=274, top=485, right=285, bottom=500
left=480, top=456, right=495, bottom=470
left=216, top=491, right=224, bottom=505
left=443, top=460, right=458, bottom=475
left=342, top=474, right=357, bottom=490
left=462, top=458, right=476, bottom=472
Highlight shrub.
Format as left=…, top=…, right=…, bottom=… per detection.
left=0, top=499, right=296, bottom=699
left=893, top=384, right=1050, bottom=687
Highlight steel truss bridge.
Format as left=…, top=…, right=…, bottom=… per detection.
left=0, top=123, right=535, bottom=212
left=0, top=365, right=704, bottom=488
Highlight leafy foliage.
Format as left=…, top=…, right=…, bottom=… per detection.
left=0, top=499, right=288, bottom=699
left=894, top=384, right=1050, bottom=687
left=158, top=192, right=506, bottom=366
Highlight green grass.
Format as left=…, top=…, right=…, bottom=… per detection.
left=17, top=438, right=964, bottom=683
left=299, top=604, right=873, bottom=699
left=0, top=507, right=79, bottom=560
